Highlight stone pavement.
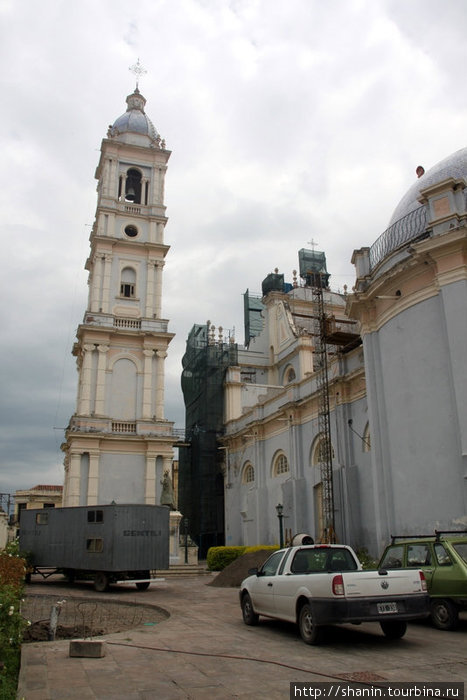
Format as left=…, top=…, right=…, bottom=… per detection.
left=18, top=574, right=467, bottom=699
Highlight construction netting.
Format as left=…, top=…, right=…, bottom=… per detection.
left=178, top=323, right=238, bottom=558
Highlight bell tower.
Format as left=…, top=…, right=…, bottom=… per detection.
left=62, top=77, right=176, bottom=507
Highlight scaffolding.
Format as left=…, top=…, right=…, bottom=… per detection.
left=313, top=281, right=337, bottom=544
left=296, top=249, right=360, bottom=542
left=178, top=323, right=238, bottom=558
left=298, top=249, right=336, bottom=542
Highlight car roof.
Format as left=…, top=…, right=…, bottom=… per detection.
left=388, top=533, right=467, bottom=545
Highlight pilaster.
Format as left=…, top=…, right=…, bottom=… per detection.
left=78, top=344, right=95, bottom=415
left=94, top=345, right=109, bottom=415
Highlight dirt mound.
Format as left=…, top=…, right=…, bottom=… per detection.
left=209, top=549, right=273, bottom=588
left=23, top=621, right=103, bottom=642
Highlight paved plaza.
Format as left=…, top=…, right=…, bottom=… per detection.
left=18, top=574, right=467, bottom=699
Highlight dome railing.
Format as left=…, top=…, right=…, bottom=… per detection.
left=369, top=205, right=428, bottom=271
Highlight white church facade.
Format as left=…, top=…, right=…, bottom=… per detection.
left=62, top=86, right=176, bottom=507
left=219, top=150, right=467, bottom=558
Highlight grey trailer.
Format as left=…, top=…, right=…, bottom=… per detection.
left=19, top=504, right=169, bottom=592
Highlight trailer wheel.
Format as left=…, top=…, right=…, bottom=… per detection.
left=136, top=581, right=150, bottom=591
left=94, top=572, right=109, bottom=592
left=64, top=569, right=75, bottom=584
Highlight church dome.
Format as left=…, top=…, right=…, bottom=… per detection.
left=109, top=88, right=160, bottom=146
left=388, top=147, right=467, bottom=226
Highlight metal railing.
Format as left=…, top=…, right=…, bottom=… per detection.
left=369, top=205, right=428, bottom=271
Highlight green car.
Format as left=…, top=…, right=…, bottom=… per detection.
left=378, top=530, right=467, bottom=630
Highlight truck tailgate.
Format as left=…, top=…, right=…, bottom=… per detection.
left=342, top=570, right=424, bottom=597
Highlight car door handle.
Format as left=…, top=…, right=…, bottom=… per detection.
left=267, top=582, right=273, bottom=587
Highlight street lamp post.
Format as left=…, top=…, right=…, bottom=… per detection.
left=276, top=503, right=284, bottom=548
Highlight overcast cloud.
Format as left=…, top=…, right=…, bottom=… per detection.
left=1, top=0, right=467, bottom=496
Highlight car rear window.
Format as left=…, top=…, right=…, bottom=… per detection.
left=407, top=544, right=431, bottom=566
left=291, top=548, right=357, bottom=574
left=452, top=543, right=467, bottom=565
left=380, top=545, right=403, bottom=569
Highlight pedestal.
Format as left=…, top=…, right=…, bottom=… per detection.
left=169, top=511, right=182, bottom=564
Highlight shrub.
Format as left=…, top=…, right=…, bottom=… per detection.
left=243, top=545, right=278, bottom=555
left=0, top=541, right=27, bottom=699
left=355, top=547, right=378, bottom=570
left=207, top=546, right=246, bottom=571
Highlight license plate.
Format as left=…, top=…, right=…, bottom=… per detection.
left=377, top=602, right=398, bottom=614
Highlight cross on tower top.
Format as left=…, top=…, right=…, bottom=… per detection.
left=307, top=238, right=318, bottom=252
left=129, top=58, right=147, bottom=89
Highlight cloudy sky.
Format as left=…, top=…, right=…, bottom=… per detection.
left=1, top=0, right=467, bottom=498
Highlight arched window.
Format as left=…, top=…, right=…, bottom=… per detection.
left=311, top=434, right=335, bottom=466
left=284, top=365, right=296, bottom=384
left=124, top=168, right=142, bottom=203
left=242, top=462, right=255, bottom=484
left=120, top=267, right=136, bottom=298
left=272, top=452, right=289, bottom=477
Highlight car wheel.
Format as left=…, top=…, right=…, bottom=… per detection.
left=94, top=572, right=109, bottom=592
left=430, top=599, right=459, bottom=630
left=241, top=593, right=259, bottom=626
left=298, top=603, right=323, bottom=645
left=380, top=620, right=407, bottom=639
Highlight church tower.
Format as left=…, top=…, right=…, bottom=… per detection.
left=62, top=78, right=175, bottom=507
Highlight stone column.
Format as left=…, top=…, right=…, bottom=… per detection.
left=142, top=349, right=154, bottom=419
left=66, top=452, right=82, bottom=506
left=152, top=169, right=159, bottom=205
left=94, top=345, right=109, bottom=415
left=156, top=222, right=164, bottom=244
left=87, top=452, right=100, bottom=505
left=78, top=344, right=95, bottom=415
left=154, top=261, right=164, bottom=318
left=141, top=177, right=148, bottom=206
left=90, top=255, right=104, bottom=312
left=145, top=454, right=157, bottom=504
left=154, top=350, right=167, bottom=419
left=101, top=254, right=113, bottom=313
left=145, top=260, right=156, bottom=317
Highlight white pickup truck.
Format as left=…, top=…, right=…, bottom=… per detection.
left=239, top=539, right=429, bottom=644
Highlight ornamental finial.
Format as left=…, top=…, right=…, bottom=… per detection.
left=129, top=58, right=147, bottom=90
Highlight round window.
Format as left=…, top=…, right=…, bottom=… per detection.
left=124, top=225, right=138, bottom=238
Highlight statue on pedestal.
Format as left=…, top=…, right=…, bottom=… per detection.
left=160, top=470, right=176, bottom=510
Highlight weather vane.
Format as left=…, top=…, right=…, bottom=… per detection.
left=129, top=58, right=147, bottom=89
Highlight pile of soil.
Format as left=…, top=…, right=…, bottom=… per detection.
left=23, top=621, right=104, bottom=642
left=209, top=549, right=273, bottom=588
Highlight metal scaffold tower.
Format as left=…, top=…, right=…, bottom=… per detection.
left=313, top=279, right=336, bottom=544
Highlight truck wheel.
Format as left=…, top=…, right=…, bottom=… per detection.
left=94, top=572, right=109, bottom=592
left=380, top=620, right=407, bottom=639
left=241, top=593, right=259, bottom=626
left=64, top=569, right=75, bottom=584
left=298, top=603, right=323, bottom=645
left=430, top=599, right=459, bottom=630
